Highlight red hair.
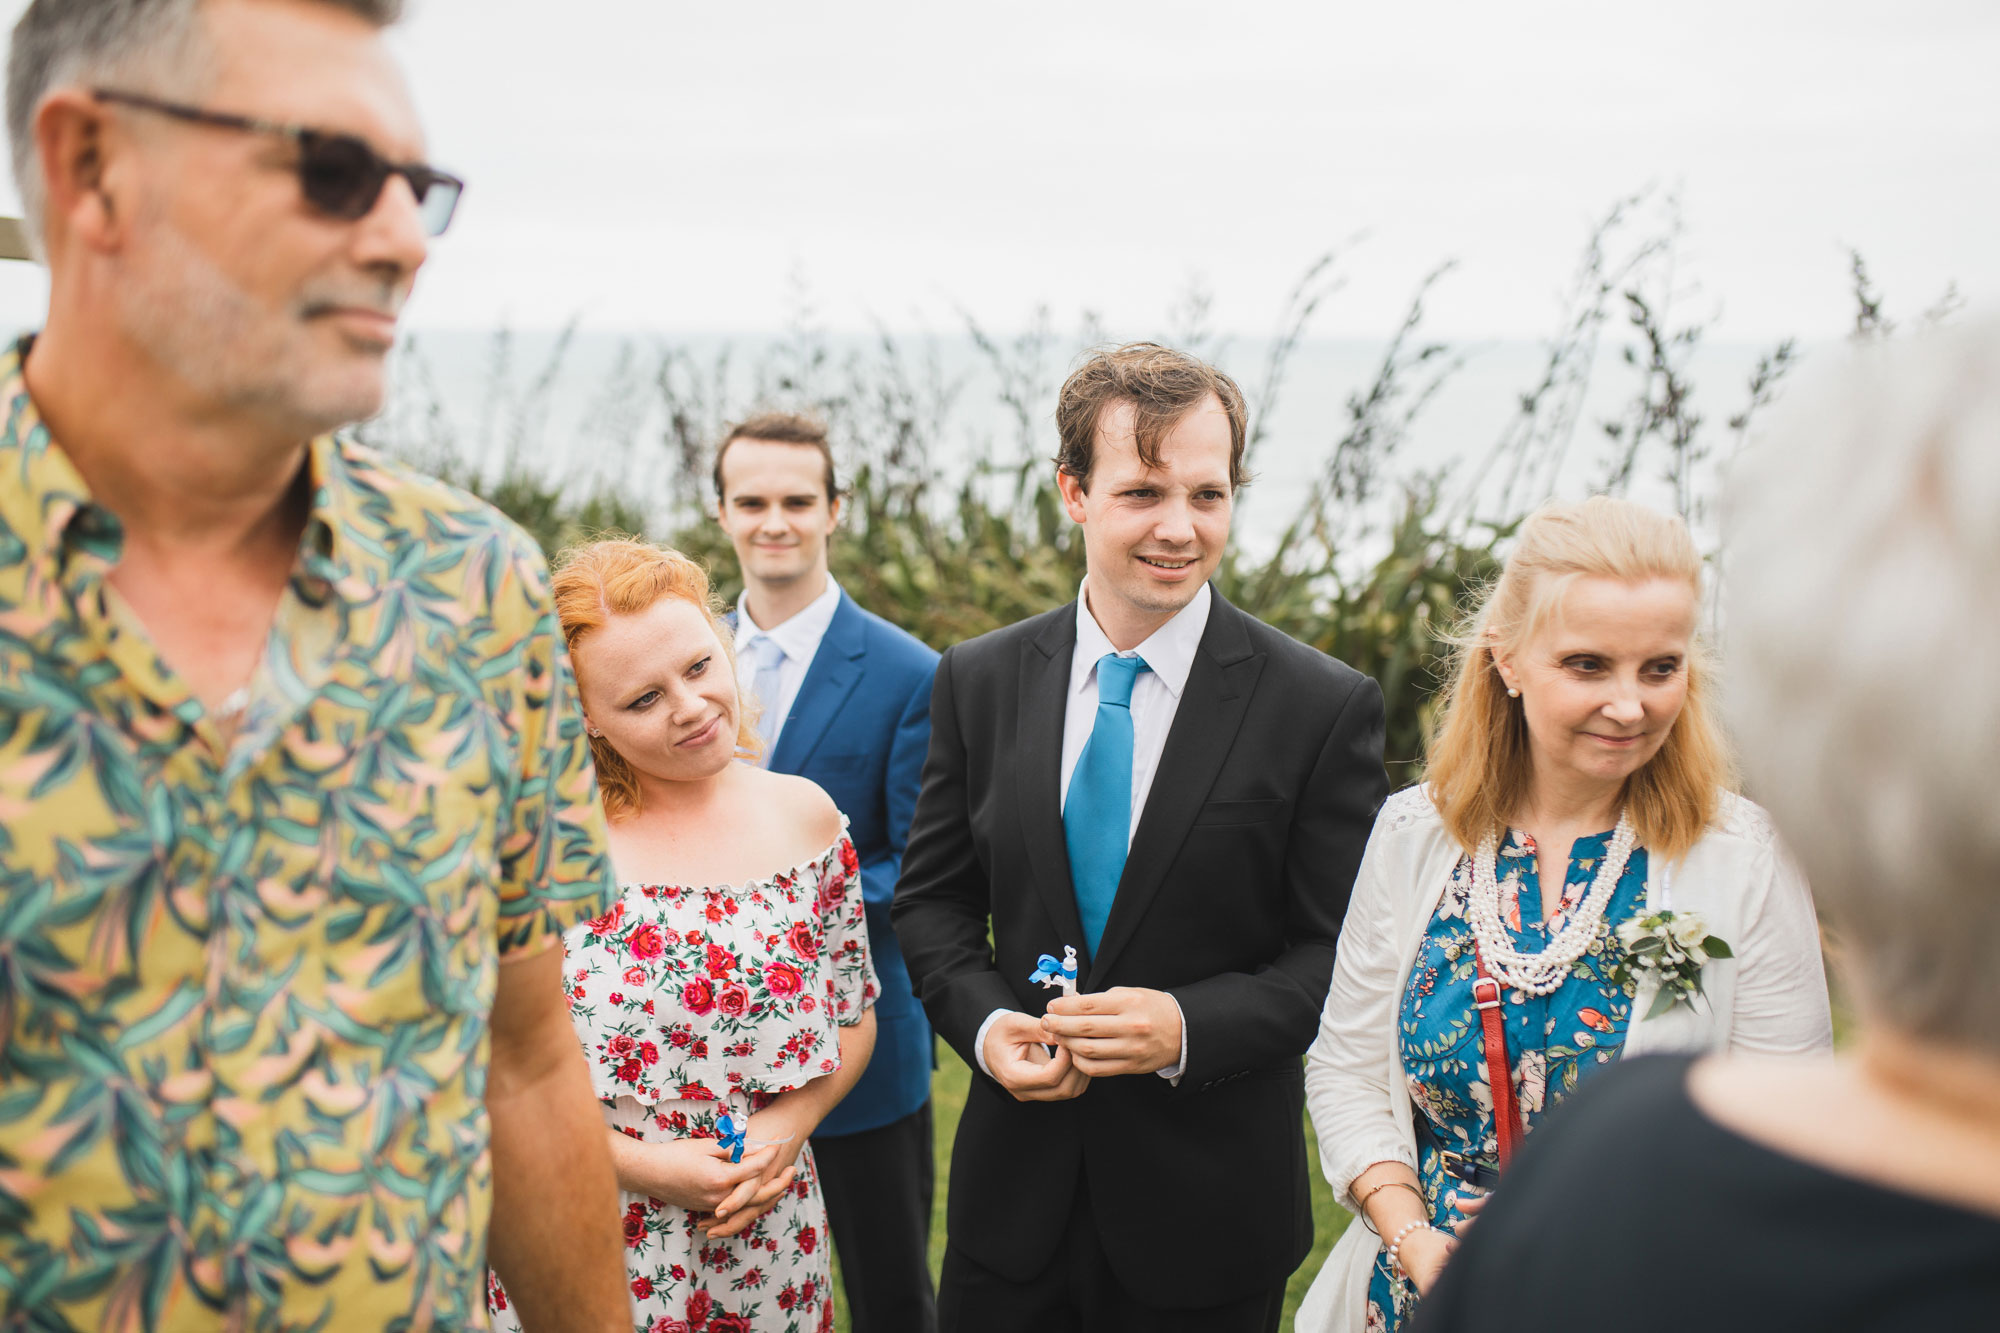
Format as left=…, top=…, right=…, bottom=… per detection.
left=551, top=539, right=758, bottom=820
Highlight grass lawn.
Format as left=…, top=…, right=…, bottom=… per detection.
left=830, top=1046, right=1352, bottom=1329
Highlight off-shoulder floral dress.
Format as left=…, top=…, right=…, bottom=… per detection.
left=1364, top=829, right=1649, bottom=1331
left=489, top=827, right=878, bottom=1333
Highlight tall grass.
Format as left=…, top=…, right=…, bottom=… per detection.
left=354, top=189, right=1935, bottom=779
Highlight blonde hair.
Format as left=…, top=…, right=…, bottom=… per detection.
left=550, top=538, right=759, bottom=820
left=1425, top=495, right=1734, bottom=864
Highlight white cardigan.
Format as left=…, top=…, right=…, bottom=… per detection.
left=1296, top=786, right=1833, bottom=1333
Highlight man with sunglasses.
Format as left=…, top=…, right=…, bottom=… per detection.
left=0, top=2, right=627, bottom=1330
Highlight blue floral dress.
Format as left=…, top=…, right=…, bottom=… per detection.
left=1365, top=830, right=1650, bottom=1330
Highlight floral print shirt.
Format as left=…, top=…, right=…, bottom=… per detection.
left=1367, top=829, right=1650, bottom=1330
left=0, top=341, right=617, bottom=1331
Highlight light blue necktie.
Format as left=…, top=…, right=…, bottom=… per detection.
left=748, top=635, right=787, bottom=763
left=1064, top=653, right=1151, bottom=958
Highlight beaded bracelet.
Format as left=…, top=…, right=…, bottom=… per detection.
left=1385, top=1219, right=1444, bottom=1279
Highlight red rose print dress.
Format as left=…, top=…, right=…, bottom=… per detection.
left=489, top=827, right=878, bottom=1333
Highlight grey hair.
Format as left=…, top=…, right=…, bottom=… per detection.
left=1723, top=317, right=2000, bottom=1059
left=6, top=0, right=405, bottom=259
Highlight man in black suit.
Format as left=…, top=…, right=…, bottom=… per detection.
left=892, top=343, right=1390, bottom=1331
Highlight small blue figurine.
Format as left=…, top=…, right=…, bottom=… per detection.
left=713, top=1104, right=794, bottom=1165
left=715, top=1110, right=748, bottom=1164
left=1029, top=946, right=1079, bottom=997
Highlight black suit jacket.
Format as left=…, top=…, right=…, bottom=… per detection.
left=891, top=590, right=1388, bottom=1307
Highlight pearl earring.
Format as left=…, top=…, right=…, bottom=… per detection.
left=1506, top=687, right=1520, bottom=698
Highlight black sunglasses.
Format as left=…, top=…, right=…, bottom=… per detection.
left=93, top=88, right=464, bottom=237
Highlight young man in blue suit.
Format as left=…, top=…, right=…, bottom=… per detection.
left=717, top=413, right=941, bottom=1333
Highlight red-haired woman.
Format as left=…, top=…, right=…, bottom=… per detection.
left=1297, top=497, right=1831, bottom=1333
left=489, top=539, right=876, bottom=1333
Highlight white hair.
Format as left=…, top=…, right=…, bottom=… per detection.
left=6, top=0, right=404, bottom=260
left=1723, top=317, right=2000, bottom=1057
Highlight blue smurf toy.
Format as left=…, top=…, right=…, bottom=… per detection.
left=712, top=1097, right=794, bottom=1165
left=714, top=1110, right=749, bottom=1164
left=1028, top=946, right=1079, bottom=997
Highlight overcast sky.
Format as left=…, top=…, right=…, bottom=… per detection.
left=2, top=0, right=1994, bottom=341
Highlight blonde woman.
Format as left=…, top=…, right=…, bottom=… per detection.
left=488, top=540, right=878, bottom=1333
left=1405, top=323, right=2000, bottom=1331
left=1297, top=496, right=1832, bottom=1333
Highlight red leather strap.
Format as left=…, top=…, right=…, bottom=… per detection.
left=1471, top=944, right=1524, bottom=1170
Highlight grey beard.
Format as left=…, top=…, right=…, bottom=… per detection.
left=115, top=209, right=386, bottom=438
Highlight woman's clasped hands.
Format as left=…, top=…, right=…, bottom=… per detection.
left=707, top=1104, right=812, bottom=1238
left=628, top=1121, right=801, bottom=1240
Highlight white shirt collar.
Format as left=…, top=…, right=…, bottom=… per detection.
left=734, top=575, right=844, bottom=663
left=1070, top=579, right=1211, bottom=700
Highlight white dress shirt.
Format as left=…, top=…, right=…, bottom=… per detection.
left=733, top=575, right=844, bottom=753
left=976, top=580, right=1212, bottom=1084
left=1060, top=580, right=1211, bottom=838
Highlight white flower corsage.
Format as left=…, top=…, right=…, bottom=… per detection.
left=1612, top=909, right=1734, bottom=1019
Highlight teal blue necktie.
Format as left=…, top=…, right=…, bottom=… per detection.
left=1065, top=653, right=1150, bottom=957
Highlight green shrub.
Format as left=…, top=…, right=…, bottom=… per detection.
left=361, top=196, right=1950, bottom=783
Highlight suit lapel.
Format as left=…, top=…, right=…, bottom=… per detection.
left=1017, top=607, right=1087, bottom=952
left=769, top=593, right=866, bottom=772
left=1086, top=594, right=1264, bottom=986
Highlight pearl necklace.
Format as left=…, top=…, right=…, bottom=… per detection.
left=1467, top=812, right=1637, bottom=996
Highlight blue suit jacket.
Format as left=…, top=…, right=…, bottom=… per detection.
left=741, top=591, right=939, bottom=1135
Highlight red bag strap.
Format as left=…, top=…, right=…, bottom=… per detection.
left=1471, top=941, right=1524, bottom=1170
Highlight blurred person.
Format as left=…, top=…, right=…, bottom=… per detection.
left=1410, top=325, right=2000, bottom=1331
left=1298, top=496, right=1833, bottom=1333
left=491, top=539, right=879, bottom=1333
left=715, top=413, right=942, bottom=1333
left=0, top=0, right=626, bottom=1327
left=892, top=342, right=1389, bottom=1333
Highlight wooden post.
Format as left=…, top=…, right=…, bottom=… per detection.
left=0, top=217, right=33, bottom=262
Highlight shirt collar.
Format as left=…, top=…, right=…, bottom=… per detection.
left=1070, top=578, right=1211, bottom=700
left=0, top=338, right=102, bottom=573
left=0, top=335, right=360, bottom=597
left=297, top=434, right=357, bottom=592
left=734, top=574, right=844, bottom=664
